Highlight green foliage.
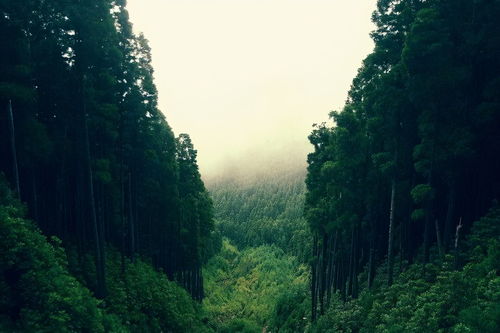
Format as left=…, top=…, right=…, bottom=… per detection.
left=177, top=133, right=217, bottom=267
left=306, top=206, right=500, bottom=333
left=410, top=184, right=434, bottom=205
left=105, top=251, right=209, bottom=333
left=0, top=179, right=211, bottom=332
left=271, top=283, right=310, bottom=333
left=305, top=0, right=500, bottom=326
left=2, top=0, right=500, bottom=331
left=312, top=294, right=365, bottom=333
left=203, top=240, right=308, bottom=331
left=0, top=180, right=112, bottom=332
left=466, top=203, right=500, bottom=255
left=0, top=0, right=216, bottom=303
left=209, top=168, right=310, bottom=261
left=218, top=319, right=261, bottom=333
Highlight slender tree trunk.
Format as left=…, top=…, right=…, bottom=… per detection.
left=84, top=109, right=107, bottom=298
left=324, top=233, right=332, bottom=299
left=443, top=185, right=456, bottom=251
left=406, top=173, right=416, bottom=266
left=423, top=213, right=430, bottom=265
left=75, top=154, right=84, bottom=259
left=352, top=225, right=359, bottom=298
left=58, top=126, right=69, bottom=241
left=335, top=256, right=341, bottom=292
left=311, top=234, right=318, bottom=321
left=128, top=173, right=135, bottom=261
left=367, top=236, right=375, bottom=289
left=387, top=178, right=396, bottom=286
left=399, top=182, right=411, bottom=273
left=348, top=226, right=355, bottom=297
left=148, top=214, right=153, bottom=261
left=326, top=231, right=338, bottom=305
left=340, top=256, right=346, bottom=302
left=399, top=214, right=403, bottom=273
left=6, top=100, right=20, bottom=197
left=97, top=184, right=107, bottom=298
left=367, top=202, right=376, bottom=289
left=319, top=233, right=328, bottom=315
left=435, top=219, right=443, bottom=261
left=32, top=172, right=39, bottom=223
left=120, top=171, right=126, bottom=275
left=423, top=177, right=434, bottom=267
left=424, top=137, right=436, bottom=267
left=200, top=267, right=205, bottom=300
left=454, top=217, right=463, bottom=269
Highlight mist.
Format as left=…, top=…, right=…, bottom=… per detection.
left=126, top=0, right=377, bottom=178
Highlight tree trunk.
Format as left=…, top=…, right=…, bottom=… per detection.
left=200, top=267, right=205, bottom=300
left=387, top=178, right=396, bottom=286
left=435, top=219, right=443, bottom=261
left=128, top=173, right=135, bottom=261
left=32, top=172, right=39, bottom=223
left=399, top=213, right=403, bottom=273
left=340, top=256, right=346, bottom=302
left=423, top=179, right=434, bottom=267
left=6, top=100, right=20, bottom=197
left=311, top=234, right=318, bottom=321
left=84, top=108, right=107, bottom=298
left=423, top=213, right=430, bottom=265
left=443, top=185, right=456, bottom=251
left=326, top=231, right=338, bottom=305
left=406, top=173, right=416, bottom=266
left=120, top=171, right=126, bottom=275
left=352, top=225, right=359, bottom=298
left=424, top=137, right=436, bottom=267
left=348, top=226, right=355, bottom=296
left=319, top=232, right=328, bottom=315
left=454, top=217, right=463, bottom=269
left=367, top=235, right=375, bottom=289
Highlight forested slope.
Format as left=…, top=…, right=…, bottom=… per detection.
left=301, top=0, right=500, bottom=331
left=0, top=0, right=216, bottom=330
left=0, top=176, right=211, bottom=332
left=203, top=166, right=311, bottom=331
left=208, top=167, right=310, bottom=260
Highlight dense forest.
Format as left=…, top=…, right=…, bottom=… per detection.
left=208, top=167, right=310, bottom=260
left=203, top=167, right=310, bottom=331
left=0, top=0, right=216, bottom=331
left=303, top=0, right=500, bottom=331
left=1, top=0, right=500, bottom=332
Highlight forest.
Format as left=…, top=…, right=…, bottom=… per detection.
left=1, top=0, right=500, bottom=332
left=304, top=0, right=500, bottom=331
left=0, top=0, right=215, bottom=331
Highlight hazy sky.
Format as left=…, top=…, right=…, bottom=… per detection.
left=126, top=0, right=376, bottom=177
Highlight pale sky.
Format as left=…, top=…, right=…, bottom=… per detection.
left=126, top=0, right=376, bottom=177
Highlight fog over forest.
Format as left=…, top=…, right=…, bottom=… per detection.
left=126, top=0, right=377, bottom=177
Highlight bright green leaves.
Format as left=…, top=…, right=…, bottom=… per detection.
left=203, top=240, right=308, bottom=331
left=411, top=183, right=434, bottom=205
left=0, top=180, right=107, bottom=332
left=0, top=177, right=210, bottom=332
left=105, top=252, right=208, bottom=333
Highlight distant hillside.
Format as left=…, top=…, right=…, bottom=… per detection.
left=208, top=166, right=310, bottom=261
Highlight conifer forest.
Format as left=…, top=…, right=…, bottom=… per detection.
left=0, top=0, right=499, bottom=332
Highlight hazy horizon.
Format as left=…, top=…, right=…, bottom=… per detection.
left=126, top=0, right=377, bottom=177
